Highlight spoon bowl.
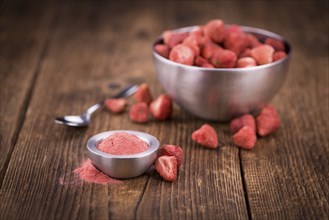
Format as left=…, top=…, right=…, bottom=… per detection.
left=55, top=84, right=139, bottom=127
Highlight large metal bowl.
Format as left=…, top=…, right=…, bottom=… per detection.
left=152, top=26, right=291, bottom=121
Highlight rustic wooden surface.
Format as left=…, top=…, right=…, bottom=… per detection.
left=0, top=1, right=328, bottom=219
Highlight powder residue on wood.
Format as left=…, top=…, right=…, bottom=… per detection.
left=98, top=132, right=149, bottom=155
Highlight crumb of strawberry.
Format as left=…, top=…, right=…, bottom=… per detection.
left=169, top=44, right=195, bottom=66
left=157, top=145, right=183, bottom=167
left=104, top=98, right=127, bottom=113
left=273, top=51, right=287, bottom=62
left=236, top=57, right=257, bottom=68
left=232, top=126, right=257, bottom=149
left=251, top=44, right=275, bottom=65
left=191, top=124, right=218, bottom=148
left=230, top=114, right=256, bottom=134
left=134, top=83, right=153, bottom=105
left=154, top=156, right=177, bottom=181
left=129, top=102, right=149, bottom=123
left=155, top=44, right=170, bottom=58
left=150, top=94, right=173, bottom=120
left=256, top=105, right=281, bottom=136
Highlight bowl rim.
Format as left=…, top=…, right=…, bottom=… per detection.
left=86, top=130, right=160, bottom=159
left=152, top=25, right=292, bottom=72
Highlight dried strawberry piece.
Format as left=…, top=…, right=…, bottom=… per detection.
left=211, top=49, right=237, bottom=68
left=195, top=56, right=209, bottom=67
left=191, top=124, right=218, bottom=148
left=154, top=156, right=177, bottom=181
left=104, top=98, right=127, bottom=113
left=201, top=42, right=223, bottom=59
left=150, top=94, right=173, bottom=120
left=236, top=57, right=257, bottom=68
left=204, top=19, right=226, bottom=43
left=246, top=33, right=262, bottom=48
left=154, top=44, right=170, bottom=59
left=256, top=105, right=281, bottom=136
left=162, top=31, right=189, bottom=48
left=157, top=145, right=183, bottom=167
left=224, top=30, right=248, bottom=56
left=251, top=44, right=275, bottom=65
left=265, top=38, right=285, bottom=51
left=169, top=44, right=195, bottom=66
left=202, top=63, right=215, bottom=68
left=273, top=51, right=287, bottom=62
left=129, top=102, right=149, bottom=123
left=230, top=114, right=256, bottom=134
left=232, top=126, right=257, bottom=149
left=182, top=37, right=200, bottom=56
left=239, top=48, right=251, bottom=58
left=134, top=83, right=153, bottom=105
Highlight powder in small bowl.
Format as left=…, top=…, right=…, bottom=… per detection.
left=98, top=132, right=149, bottom=155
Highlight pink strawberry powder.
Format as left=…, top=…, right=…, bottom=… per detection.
left=98, top=132, right=149, bottom=155
left=73, top=159, right=121, bottom=184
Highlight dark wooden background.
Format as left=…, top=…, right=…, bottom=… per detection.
left=1, top=1, right=328, bottom=219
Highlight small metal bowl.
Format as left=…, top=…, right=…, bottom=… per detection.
left=152, top=25, right=292, bottom=121
left=86, top=130, right=160, bottom=179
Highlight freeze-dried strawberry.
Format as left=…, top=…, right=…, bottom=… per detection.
left=251, top=44, right=275, bottom=65
left=226, top=24, right=244, bottom=34
left=236, top=57, right=257, bottom=68
left=195, top=56, right=209, bottom=67
left=154, top=156, right=177, bottom=181
left=201, top=42, right=223, bottom=59
left=211, top=49, right=237, bottom=68
left=190, top=26, right=204, bottom=38
left=232, top=126, right=257, bottom=149
left=134, top=83, right=153, bottom=105
left=129, top=102, right=149, bottom=123
left=155, top=44, right=170, bottom=59
left=104, top=98, right=127, bottom=113
left=182, top=35, right=200, bottom=56
left=191, top=124, right=218, bottom=148
left=202, top=63, right=215, bottom=68
left=239, top=48, right=251, bottom=58
left=246, top=33, right=262, bottom=48
left=162, top=31, right=189, bottom=48
left=273, top=51, right=287, bottom=62
left=230, top=114, right=256, bottom=134
left=169, top=44, right=195, bottom=66
left=204, top=19, right=226, bottom=43
left=256, top=105, right=281, bottom=136
left=224, top=31, right=248, bottom=55
left=265, top=38, right=285, bottom=51
left=150, top=94, right=173, bottom=120
left=157, top=145, right=183, bottom=167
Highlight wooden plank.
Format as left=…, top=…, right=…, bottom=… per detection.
left=0, top=1, right=249, bottom=219
left=0, top=1, right=55, bottom=185
left=240, top=1, right=329, bottom=219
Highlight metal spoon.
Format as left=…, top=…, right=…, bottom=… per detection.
left=55, top=84, right=139, bottom=127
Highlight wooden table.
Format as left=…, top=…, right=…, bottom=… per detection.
left=1, top=1, right=328, bottom=219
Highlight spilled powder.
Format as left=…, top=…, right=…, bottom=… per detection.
left=59, top=132, right=148, bottom=185
left=98, top=132, right=149, bottom=155
left=59, top=159, right=121, bottom=185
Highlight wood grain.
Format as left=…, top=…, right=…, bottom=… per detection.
left=0, top=1, right=328, bottom=220
left=240, top=1, right=329, bottom=219
left=0, top=1, right=248, bottom=219
left=0, top=1, right=55, bottom=185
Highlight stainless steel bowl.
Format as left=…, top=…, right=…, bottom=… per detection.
left=152, top=26, right=291, bottom=121
left=86, top=130, right=160, bottom=179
